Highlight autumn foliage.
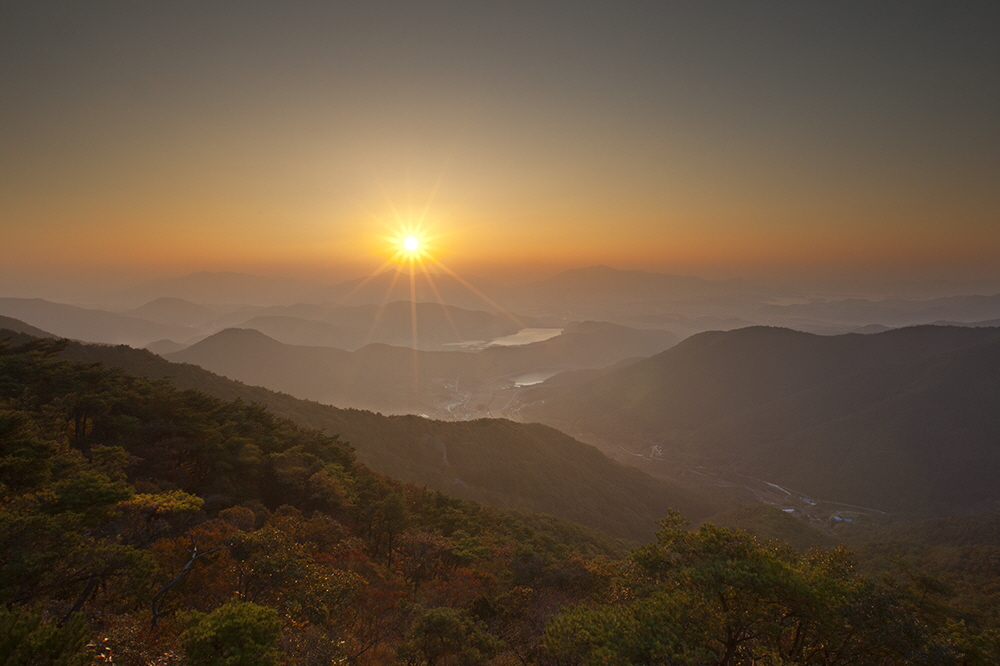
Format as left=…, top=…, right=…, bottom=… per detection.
left=2, top=337, right=998, bottom=664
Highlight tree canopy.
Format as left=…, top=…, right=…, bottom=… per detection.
left=2, top=335, right=998, bottom=665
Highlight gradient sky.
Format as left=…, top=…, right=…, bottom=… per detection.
left=2, top=1, right=999, bottom=294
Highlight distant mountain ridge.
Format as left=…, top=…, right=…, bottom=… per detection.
left=225, top=300, right=534, bottom=351
left=0, top=315, right=55, bottom=339
left=164, top=321, right=678, bottom=415
left=758, top=293, right=1000, bottom=329
left=500, top=266, right=763, bottom=333
left=0, top=297, right=197, bottom=347
left=524, top=265, right=740, bottom=301
left=119, top=270, right=328, bottom=306
left=314, top=269, right=507, bottom=312
left=525, top=325, right=1000, bottom=516
left=124, top=296, right=220, bottom=328
left=0, top=326, right=723, bottom=540
left=82, top=266, right=1000, bottom=345
left=99, top=266, right=1000, bottom=330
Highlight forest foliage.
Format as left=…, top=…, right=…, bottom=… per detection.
left=2, top=335, right=1000, bottom=665
left=54, top=333, right=720, bottom=541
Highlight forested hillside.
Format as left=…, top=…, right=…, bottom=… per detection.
left=163, top=321, right=675, bottom=415
left=44, top=330, right=721, bottom=540
left=0, top=335, right=622, bottom=663
left=3, top=334, right=1000, bottom=664
left=526, top=325, right=1000, bottom=515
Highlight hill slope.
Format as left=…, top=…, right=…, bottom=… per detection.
left=165, top=321, right=677, bottom=416
left=700, top=504, right=837, bottom=551
left=0, top=315, right=56, bottom=338
left=4, top=330, right=722, bottom=539
left=124, top=296, right=219, bottom=328
left=0, top=297, right=196, bottom=346
left=525, top=325, right=1000, bottom=516
left=6, top=332, right=986, bottom=664
left=223, top=300, right=535, bottom=351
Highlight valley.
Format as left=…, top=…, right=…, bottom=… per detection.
left=7, top=5, right=1000, bottom=660
left=4, top=271, right=1000, bottom=664
left=5, top=268, right=1000, bottom=526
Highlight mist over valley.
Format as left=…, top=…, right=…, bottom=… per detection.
left=5, top=2, right=1000, bottom=661
left=4, top=265, right=1000, bottom=526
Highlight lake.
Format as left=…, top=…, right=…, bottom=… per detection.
left=511, top=369, right=563, bottom=387
left=442, top=327, right=563, bottom=350
left=486, top=327, right=563, bottom=346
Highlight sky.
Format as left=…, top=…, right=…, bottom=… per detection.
left=2, top=1, right=999, bottom=296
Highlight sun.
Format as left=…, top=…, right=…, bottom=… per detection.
left=376, top=218, right=446, bottom=268
left=388, top=227, right=432, bottom=264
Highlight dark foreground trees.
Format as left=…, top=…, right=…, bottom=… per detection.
left=179, top=600, right=283, bottom=666
left=543, top=511, right=966, bottom=666
left=2, top=335, right=998, bottom=665
left=0, top=607, right=92, bottom=666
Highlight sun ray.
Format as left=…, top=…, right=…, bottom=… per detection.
left=414, top=264, right=465, bottom=344
left=407, top=257, right=422, bottom=407
left=426, top=258, right=526, bottom=329
left=360, top=264, right=406, bottom=347
left=387, top=224, right=435, bottom=265
left=409, top=258, right=419, bottom=349
left=348, top=190, right=544, bottom=418
left=401, top=254, right=468, bottom=347
left=340, top=263, right=411, bottom=403
left=377, top=217, right=530, bottom=344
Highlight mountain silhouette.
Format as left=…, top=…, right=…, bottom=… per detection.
left=0, top=297, right=197, bottom=347
left=526, top=325, right=1000, bottom=516
left=165, top=321, right=678, bottom=414
left=124, top=296, right=219, bottom=328
left=0, top=327, right=723, bottom=539
left=225, top=300, right=534, bottom=350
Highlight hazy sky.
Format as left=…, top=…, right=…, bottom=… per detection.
left=2, top=1, right=999, bottom=292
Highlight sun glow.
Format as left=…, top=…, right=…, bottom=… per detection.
left=387, top=226, right=433, bottom=265
left=336, top=213, right=525, bottom=366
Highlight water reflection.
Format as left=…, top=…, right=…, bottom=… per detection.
left=442, top=327, right=563, bottom=350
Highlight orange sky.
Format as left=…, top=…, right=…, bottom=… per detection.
left=2, top=3, right=999, bottom=295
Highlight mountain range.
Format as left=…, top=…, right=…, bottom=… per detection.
left=4, top=309, right=1000, bottom=533
left=0, top=297, right=198, bottom=347
left=211, top=300, right=535, bottom=351
left=8, top=266, right=1000, bottom=349
left=0, top=322, right=722, bottom=540
left=524, top=324, right=1000, bottom=516
left=163, top=320, right=678, bottom=416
